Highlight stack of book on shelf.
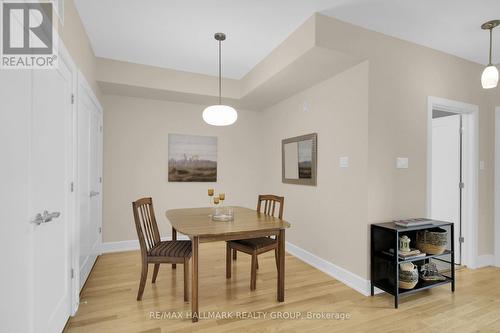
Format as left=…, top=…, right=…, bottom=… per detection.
left=393, top=218, right=433, bottom=227
left=383, top=248, right=426, bottom=260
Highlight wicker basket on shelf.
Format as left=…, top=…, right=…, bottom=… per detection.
left=416, top=227, right=448, bottom=255
left=399, top=263, right=418, bottom=289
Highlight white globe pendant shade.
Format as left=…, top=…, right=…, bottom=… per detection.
left=202, top=105, right=238, bottom=126
left=203, top=33, right=238, bottom=126
left=481, top=65, right=499, bottom=89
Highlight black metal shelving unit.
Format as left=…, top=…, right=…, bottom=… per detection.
left=370, top=220, right=455, bottom=308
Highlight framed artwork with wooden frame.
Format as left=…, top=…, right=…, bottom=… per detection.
left=282, top=133, right=317, bottom=186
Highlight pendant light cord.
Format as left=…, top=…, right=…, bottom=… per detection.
left=218, top=39, right=222, bottom=105
left=489, top=28, right=493, bottom=66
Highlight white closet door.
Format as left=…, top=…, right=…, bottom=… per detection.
left=77, top=76, right=102, bottom=290
left=1, top=63, right=33, bottom=333
left=89, top=101, right=102, bottom=267
left=31, top=55, right=74, bottom=333
left=431, top=114, right=461, bottom=264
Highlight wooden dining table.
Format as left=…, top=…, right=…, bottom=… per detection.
left=165, top=206, right=290, bottom=322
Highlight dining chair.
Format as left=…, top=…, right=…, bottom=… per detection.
left=226, top=194, right=284, bottom=290
left=132, top=197, right=192, bottom=301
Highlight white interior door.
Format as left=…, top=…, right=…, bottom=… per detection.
left=89, top=107, right=102, bottom=261
left=31, top=56, right=74, bottom=332
left=431, top=114, right=461, bottom=264
left=0, top=62, right=33, bottom=333
left=78, top=77, right=102, bottom=290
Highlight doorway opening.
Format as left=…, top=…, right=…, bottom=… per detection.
left=427, top=96, right=479, bottom=268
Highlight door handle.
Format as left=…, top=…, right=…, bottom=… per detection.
left=31, top=210, right=61, bottom=225
left=90, top=190, right=100, bottom=197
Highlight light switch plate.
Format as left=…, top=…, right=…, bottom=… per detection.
left=303, top=102, right=309, bottom=113
left=480, top=161, right=485, bottom=170
left=339, top=156, right=349, bottom=168
left=396, top=157, right=409, bottom=169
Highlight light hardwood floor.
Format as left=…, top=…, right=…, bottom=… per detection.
left=65, top=242, right=500, bottom=333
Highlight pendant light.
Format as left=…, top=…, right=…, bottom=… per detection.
left=202, top=32, right=238, bottom=126
left=481, top=20, right=500, bottom=89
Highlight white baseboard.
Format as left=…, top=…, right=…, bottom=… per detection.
left=100, top=239, right=140, bottom=253
left=475, top=254, right=494, bottom=268
left=101, top=235, right=190, bottom=253
left=102, top=236, right=382, bottom=296
left=285, top=241, right=382, bottom=296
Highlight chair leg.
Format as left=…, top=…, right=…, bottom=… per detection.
left=184, top=259, right=189, bottom=302
left=256, top=256, right=259, bottom=270
left=275, top=248, right=279, bottom=270
left=250, top=254, right=257, bottom=291
left=137, top=261, right=148, bottom=301
left=226, top=243, right=232, bottom=279
left=152, top=264, right=160, bottom=283
left=233, top=249, right=237, bottom=260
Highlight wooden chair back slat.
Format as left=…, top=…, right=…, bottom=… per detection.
left=257, top=195, right=284, bottom=219
left=139, top=205, right=151, bottom=249
left=144, top=203, right=159, bottom=245
left=148, top=200, right=161, bottom=243
left=142, top=205, right=153, bottom=249
left=132, top=197, right=161, bottom=255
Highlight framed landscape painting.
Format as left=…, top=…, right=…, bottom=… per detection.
left=168, top=134, right=217, bottom=182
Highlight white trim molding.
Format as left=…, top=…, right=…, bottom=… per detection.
left=285, top=242, right=382, bottom=296
left=72, top=70, right=104, bottom=316
left=476, top=255, right=494, bottom=268
left=495, top=106, right=500, bottom=267
left=427, top=96, right=479, bottom=269
left=101, top=235, right=190, bottom=253
left=102, top=236, right=496, bottom=294
left=54, top=39, right=80, bottom=318
left=101, top=237, right=380, bottom=296
left=101, top=239, right=144, bottom=253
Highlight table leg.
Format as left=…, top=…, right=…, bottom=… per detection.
left=277, top=229, right=285, bottom=302
left=172, top=228, right=177, bottom=269
left=191, top=236, right=199, bottom=322
left=226, top=242, right=231, bottom=279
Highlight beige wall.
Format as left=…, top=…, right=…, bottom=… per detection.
left=260, top=62, right=370, bottom=278
left=254, top=16, right=495, bottom=281
left=100, top=14, right=497, bottom=281
left=102, top=95, right=263, bottom=242
left=316, top=14, right=495, bottom=257
left=59, top=0, right=102, bottom=101
left=366, top=48, right=495, bottom=256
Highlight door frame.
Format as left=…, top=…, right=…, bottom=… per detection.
left=72, top=70, right=103, bottom=314
left=57, top=40, right=79, bottom=317
left=427, top=96, right=479, bottom=268
left=495, top=107, right=500, bottom=267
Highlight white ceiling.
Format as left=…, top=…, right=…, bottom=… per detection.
left=75, top=0, right=500, bottom=79
left=74, top=0, right=347, bottom=79
left=323, top=0, right=500, bottom=66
